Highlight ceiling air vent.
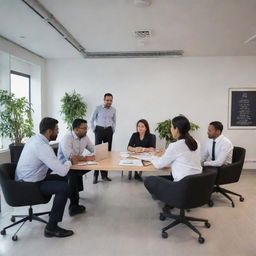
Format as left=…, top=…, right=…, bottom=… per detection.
left=134, top=30, right=151, bottom=40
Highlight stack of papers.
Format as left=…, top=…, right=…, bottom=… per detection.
left=119, top=159, right=143, bottom=167
left=77, top=161, right=97, bottom=166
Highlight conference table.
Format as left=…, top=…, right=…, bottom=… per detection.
left=71, top=151, right=169, bottom=173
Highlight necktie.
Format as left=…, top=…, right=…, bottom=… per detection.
left=212, top=141, right=216, bottom=161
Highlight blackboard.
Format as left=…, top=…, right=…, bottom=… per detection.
left=229, top=89, right=256, bottom=129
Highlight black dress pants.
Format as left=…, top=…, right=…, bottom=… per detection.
left=94, top=126, right=113, bottom=178
left=68, top=170, right=91, bottom=206
left=38, top=174, right=69, bottom=223
left=144, top=175, right=174, bottom=205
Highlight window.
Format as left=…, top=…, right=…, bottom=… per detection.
left=10, top=71, right=30, bottom=102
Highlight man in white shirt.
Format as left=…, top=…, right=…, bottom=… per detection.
left=58, top=119, right=95, bottom=216
left=202, top=121, right=233, bottom=167
left=16, top=117, right=78, bottom=238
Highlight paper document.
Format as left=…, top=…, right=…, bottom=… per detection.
left=131, top=154, right=153, bottom=161
left=77, top=161, right=97, bottom=166
left=119, top=159, right=143, bottom=167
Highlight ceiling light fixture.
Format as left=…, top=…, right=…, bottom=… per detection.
left=134, top=0, right=152, bottom=8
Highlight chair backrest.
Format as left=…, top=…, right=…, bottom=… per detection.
left=166, top=168, right=217, bottom=209
left=0, top=163, right=50, bottom=207
left=216, top=146, right=246, bottom=185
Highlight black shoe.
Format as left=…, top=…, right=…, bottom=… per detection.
left=102, top=176, right=112, bottom=181
left=93, top=176, right=98, bottom=184
left=44, top=226, right=74, bottom=238
left=69, top=205, right=86, bottom=216
left=162, top=204, right=174, bottom=213
left=134, top=173, right=143, bottom=182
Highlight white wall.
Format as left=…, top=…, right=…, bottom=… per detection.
left=45, top=56, right=256, bottom=169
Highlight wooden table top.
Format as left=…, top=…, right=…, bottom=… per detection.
left=71, top=151, right=169, bottom=172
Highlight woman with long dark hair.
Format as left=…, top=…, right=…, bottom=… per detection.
left=127, top=119, right=156, bottom=181
left=144, top=115, right=202, bottom=206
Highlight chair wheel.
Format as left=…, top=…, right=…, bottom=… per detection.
left=162, top=231, right=168, bottom=239
left=231, top=202, right=235, bottom=208
left=12, top=235, right=18, bottom=241
left=208, top=200, right=214, bottom=207
left=205, top=222, right=211, bottom=228
left=1, top=229, right=6, bottom=235
left=198, top=237, right=205, bottom=244
left=240, top=197, right=244, bottom=202
left=159, top=213, right=166, bottom=221
left=11, top=216, right=16, bottom=222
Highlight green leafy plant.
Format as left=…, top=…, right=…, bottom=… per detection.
left=60, top=90, right=87, bottom=130
left=0, top=89, right=34, bottom=145
left=155, top=116, right=200, bottom=146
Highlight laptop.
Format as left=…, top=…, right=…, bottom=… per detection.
left=95, top=143, right=109, bottom=161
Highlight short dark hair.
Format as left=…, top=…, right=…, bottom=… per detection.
left=210, top=121, right=223, bottom=133
left=72, top=118, right=87, bottom=130
left=137, top=119, right=150, bottom=134
left=39, top=117, right=58, bottom=134
left=104, top=93, right=113, bottom=99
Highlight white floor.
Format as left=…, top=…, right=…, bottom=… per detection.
left=0, top=170, right=256, bottom=256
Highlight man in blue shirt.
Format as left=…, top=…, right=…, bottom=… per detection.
left=58, top=118, right=95, bottom=216
left=90, top=93, right=116, bottom=184
left=16, top=117, right=78, bottom=238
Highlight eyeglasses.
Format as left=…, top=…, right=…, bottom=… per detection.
left=78, top=127, right=88, bottom=130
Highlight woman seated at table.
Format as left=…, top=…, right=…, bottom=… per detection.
left=127, top=119, right=156, bottom=181
left=144, top=115, right=202, bottom=210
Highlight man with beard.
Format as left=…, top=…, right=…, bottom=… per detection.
left=16, top=117, right=78, bottom=238
left=90, top=93, right=116, bottom=184
left=58, top=118, right=95, bottom=216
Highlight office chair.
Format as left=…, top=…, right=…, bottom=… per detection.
left=0, top=163, right=51, bottom=241
left=158, top=169, right=217, bottom=244
left=207, top=146, right=246, bottom=208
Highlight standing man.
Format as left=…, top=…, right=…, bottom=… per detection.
left=58, top=118, right=95, bottom=216
left=16, top=117, right=78, bottom=238
left=90, top=93, right=116, bottom=184
left=202, top=121, right=233, bottom=167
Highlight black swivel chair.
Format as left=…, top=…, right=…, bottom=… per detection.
left=159, top=169, right=217, bottom=244
left=0, top=163, right=51, bottom=241
left=207, top=146, right=246, bottom=208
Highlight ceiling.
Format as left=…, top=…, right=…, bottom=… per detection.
left=0, top=0, right=256, bottom=59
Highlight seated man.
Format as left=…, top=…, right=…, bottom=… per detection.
left=202, top=121, right=233, bottom=167
left=15, top=117, right=78, bottom=238
left=58, top=118, right=95, bottom=216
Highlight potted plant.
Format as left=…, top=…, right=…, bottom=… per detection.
left=60, top=90, right=87, bottom=130
left=155, top=116, right=200, bottom=147
left=0, top=89, right=34, bottom=163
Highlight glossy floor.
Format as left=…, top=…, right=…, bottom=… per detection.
left=0, top=170, right=255, bottom=256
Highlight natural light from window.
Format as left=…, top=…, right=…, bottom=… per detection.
left=10, top=71, right=30, bottom=102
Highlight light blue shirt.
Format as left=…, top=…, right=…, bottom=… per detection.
left=15, top=134, right=71, bottom=182
left=90, top=105, right=116, bottom=132
left=58, top=131, right=95, bottom=163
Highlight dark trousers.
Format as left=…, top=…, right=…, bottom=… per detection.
left=94, top=126, right=113, bottom=178
left=38, top=174, right=69, bottom=223
left=144, top=175, right=174, bottom=205
left=68, top=170, right=91, bottom=206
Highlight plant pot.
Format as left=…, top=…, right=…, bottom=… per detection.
left=9, top=143, right=24, bottom=164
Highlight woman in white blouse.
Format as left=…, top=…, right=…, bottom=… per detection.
left=144, top=115, right=202, bottom=210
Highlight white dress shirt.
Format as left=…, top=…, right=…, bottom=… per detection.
left=58, top=131, right=95, bottom=163
left=151, top=139, right=202, bottom=182
left=15, top=134, right=71, bottom=182
left=202, top=134, right=233, bottom=167
left=90, top=105, right=116, bottom=132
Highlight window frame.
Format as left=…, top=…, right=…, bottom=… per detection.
left=10, top=70, right=31, bottom=103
